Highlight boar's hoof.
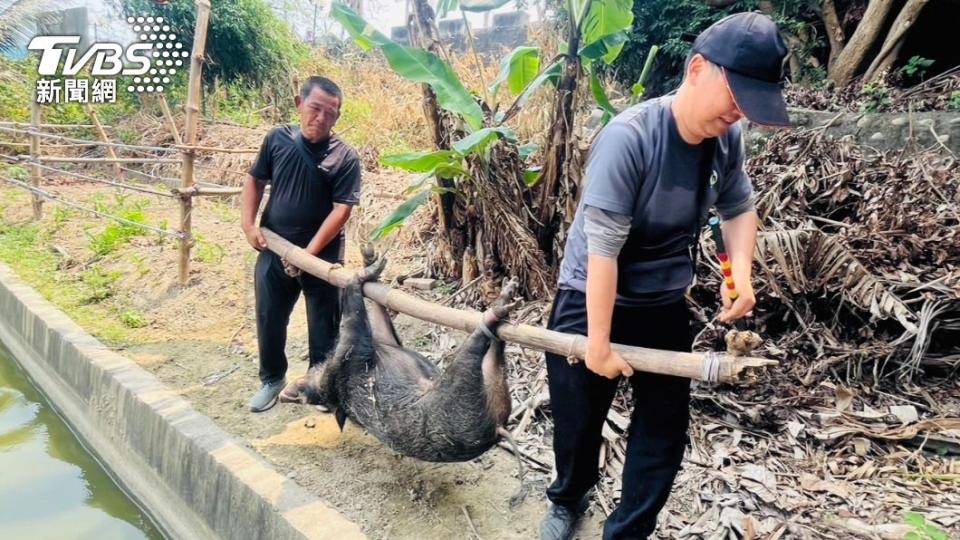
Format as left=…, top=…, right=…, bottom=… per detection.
left=725, top=330, right=763, bottom=357
left=490, top=277, right=521, bottom=319
left=361, top=242, right=377, bottom=266
left=279, top=376, right=309, bottom=404
left=355, top=256, right=387, bottom=284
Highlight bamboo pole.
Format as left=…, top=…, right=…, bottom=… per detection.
left=84, top=103, right=123, bottom=179
left=0, top=141, right=90, bottom=148
left=179, top=0, right=211, bottom=285
left=172, top=185, right=243, bottom=197
left=29, top=99, right=43, bottom=219
left=262, top=228, right=777, bottom=383
left=157, top=94, right=183, bottom=146
left=33, top=156, right=180, bottom=164
left=174, top=144, right=259, bottom=154
left=0, top=125, right=177, bottom=153
left=0, top=121, right=109, bottom=129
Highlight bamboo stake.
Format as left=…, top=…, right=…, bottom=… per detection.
left=84, top=103, right=123, bottom=179
left=157, top=94, right=183, bottom=146
left=29, top=98, right=42, bottom=219
left=262, top=228, right=777, bottom=383
left=179, top=0, right=211, bottom=285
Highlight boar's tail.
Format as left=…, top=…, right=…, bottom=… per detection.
left=497, top=427, right=529, bottom=508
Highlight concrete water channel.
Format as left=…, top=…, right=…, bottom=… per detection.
left=0, top=346, right=163, bottom=539
left=0, top=264, right=364, bottom=539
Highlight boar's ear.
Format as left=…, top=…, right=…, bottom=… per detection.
left=335, top=408, right=347, bottom=431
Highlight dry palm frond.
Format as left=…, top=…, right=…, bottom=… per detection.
left=755, top=229, right=810, bottom=293
left=755, top=229, right=917, bottom=333
left=807, top=231, right=917, bottom=333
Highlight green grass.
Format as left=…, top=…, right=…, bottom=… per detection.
left=948, top=90, right=960, bottom=112
left=206, top=200, right=240, bottom=224
left=119, top=309, right=148, bottom=329
left=79, top=266, right=119, bottom=304
left=85, top=195, right=150, bottom=256
left=0, top=203, right=153, bottom=345
left=193, top=234, right=225, bottom=264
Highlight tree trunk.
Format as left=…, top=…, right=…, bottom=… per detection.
left=409, top=0, right=464, bottom=279
left=863, top=0, right=930, bottom=83
left=535, top=17, right=581, bottom=265
left=820, top=0, right=845, bottom=68
left=828, top=0, right=897, bottom=87
left=785, top=34, right=803, bottom=80
left=409, top=0, right=450, bottom=150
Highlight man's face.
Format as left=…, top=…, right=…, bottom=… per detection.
left=687, top=55, right=743, bottom=139
left=295, top=87, right=341, bottom=142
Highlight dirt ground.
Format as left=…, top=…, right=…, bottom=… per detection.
left=0, top=167, right=614, bottom=539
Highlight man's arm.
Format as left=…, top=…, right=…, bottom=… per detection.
left=582, top=205, right=635, bottom=379
left=576, top=122, right=643, bottom=378
left=585, top=254, right=635, bottom=379
left=304, top=203, right=353, bottom=257
left=240, top=174, right=267, bottom=251
left=718, top=209, right=757, bottom=322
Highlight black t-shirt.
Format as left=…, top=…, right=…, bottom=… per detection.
left=249, top=125, right=361, bottom=262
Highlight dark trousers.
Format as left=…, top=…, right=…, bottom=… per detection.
left=545, top=289, right=693, bottom=540
left=254, top=250, right=341, bottom=385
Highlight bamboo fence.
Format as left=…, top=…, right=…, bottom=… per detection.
left=0, top=0, right=260, bottom=284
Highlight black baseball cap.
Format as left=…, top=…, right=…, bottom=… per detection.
left=692, top=12, right=790, bottom=127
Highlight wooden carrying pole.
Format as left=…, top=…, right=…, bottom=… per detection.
left=179, top=0, right=212, bottom=284
left=262, top=228, right=777, bottom=383
left=29, top=99, right=43, bottom=219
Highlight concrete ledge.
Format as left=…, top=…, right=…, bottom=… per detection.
left=0, top=264, right=365, bottom=540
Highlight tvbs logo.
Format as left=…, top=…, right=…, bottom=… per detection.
left=28, top=15, right=188, bottom=103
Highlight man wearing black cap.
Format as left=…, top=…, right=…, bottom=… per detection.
left=540, top=12, right=790, bottom=540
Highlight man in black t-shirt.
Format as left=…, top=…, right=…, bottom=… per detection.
left=242, top=76, right=362, bottom=413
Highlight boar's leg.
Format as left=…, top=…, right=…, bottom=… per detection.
left=482, top=280, right=527, bottom=501
left=360, top=244, right=402, bottom=347
left=436, top=278, right=519, bottom=419
left=458, top=278, right=528, bottom=500
left=302, top=255, right=386, bottom=415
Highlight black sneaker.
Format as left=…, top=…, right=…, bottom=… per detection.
left=540, top=498, right=589, bottom=540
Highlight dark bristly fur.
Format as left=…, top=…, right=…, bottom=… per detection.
left=303, top=250, right=517, bottom=463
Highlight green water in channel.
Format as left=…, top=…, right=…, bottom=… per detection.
left=0, top=345, right=163, bottom=540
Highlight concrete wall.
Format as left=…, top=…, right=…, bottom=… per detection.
left=0, top=264, right=365, bottom=540
left=391, top=11, right=529, bottom=55
left=746, top=109, right=960, bottom=156
left=586, top=103, right=960, bottom=157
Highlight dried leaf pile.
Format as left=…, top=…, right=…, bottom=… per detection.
left=784, top=68, right=960, bottom=113
left=448, top=118, right=960, bottom=538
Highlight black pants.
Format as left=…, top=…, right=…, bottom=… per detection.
left=545, top=289, right=693, bottom=540
left=254, top=250, right=341, bottom=385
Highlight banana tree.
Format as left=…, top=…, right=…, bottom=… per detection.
left=331, top=0, right=636, bottom=295
left=533, top=0, right=635, bottom=263
left=333, top=1, right=555, bottom=296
